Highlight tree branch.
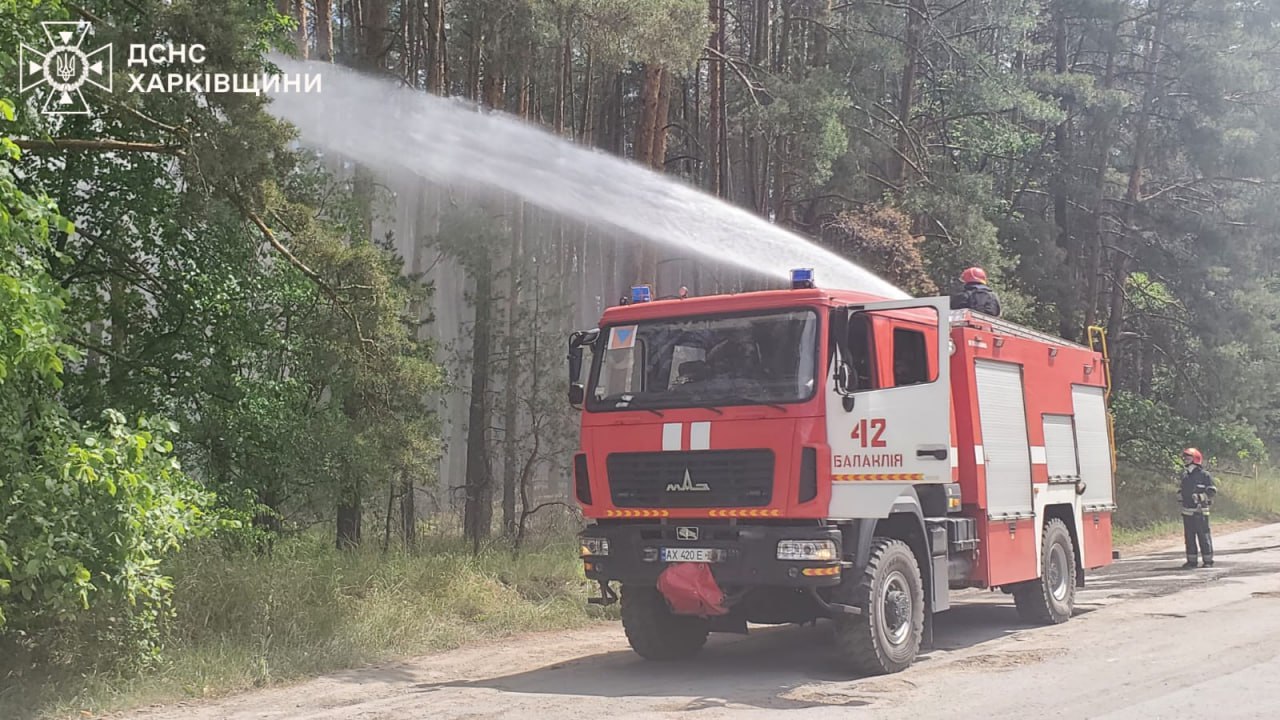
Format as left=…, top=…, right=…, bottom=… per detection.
left=703, top=45, right=764, bottom=105
left=13, top=138, right=186, bottom=156
left=246, top=211, right=373, bottom=345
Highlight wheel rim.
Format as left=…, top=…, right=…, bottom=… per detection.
left=1048, top=542, right=1069, bottom=602
left=880, top=570, right=913, bottom=646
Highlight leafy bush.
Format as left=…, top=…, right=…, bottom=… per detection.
left=1, top=531, right=605, bottom=719
left=1111, top=390, right=1266, bottom=473
left=0, top=131, right=215, bottom=665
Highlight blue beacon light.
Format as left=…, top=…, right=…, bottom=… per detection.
left=791, top=268, right=815, bottom=289
left=630, top=285, right=653, bottom=303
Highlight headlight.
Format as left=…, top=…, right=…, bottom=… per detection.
left=580, top=537, right=610, bottom=557
left=777, top=539, right=838, bottom=561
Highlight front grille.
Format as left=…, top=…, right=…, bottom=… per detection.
left=607, top=450, right=774, bottom=508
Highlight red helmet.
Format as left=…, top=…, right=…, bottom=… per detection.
left=961, top=267, right=988, bottom=284
left=1182, top=448, right=1203, bottom=464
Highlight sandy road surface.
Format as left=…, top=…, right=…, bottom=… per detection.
left=128, top=524, right=1280, bottom=720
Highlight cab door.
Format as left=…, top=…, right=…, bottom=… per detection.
left=826, top=297, right=952, bottom=519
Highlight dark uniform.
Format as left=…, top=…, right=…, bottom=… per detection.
left=1180, top=461, right=1216, bottom=568
left=950, top=282, right=1002, bottom=317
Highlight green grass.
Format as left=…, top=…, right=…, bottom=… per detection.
left=1112, top=519, right=1184, bottom=548
left=1113, top=466, right=1280, bottom=546
left=1, top=530, right=609, bottom=720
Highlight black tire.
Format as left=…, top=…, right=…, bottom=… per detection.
left=834, top=538, right=924, bottom=675
left=620, top=584, right=709, bottom=661
left=1013, top=518, right=1077, bottom=624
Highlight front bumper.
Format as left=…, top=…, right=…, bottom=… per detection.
left=580, top=522, right=844, bottom=588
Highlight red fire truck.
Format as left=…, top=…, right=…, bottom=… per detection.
left=567, top=271, right=1116, bottom=674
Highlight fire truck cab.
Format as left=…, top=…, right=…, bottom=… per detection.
left=567, top=272, right=1116, bottom=674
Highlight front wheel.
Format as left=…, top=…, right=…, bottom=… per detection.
left=620, top=584, right=709, bottom=660
left=1013, top=518, right=1077, bottom=624
left=833, top=538, right=924, bottom=675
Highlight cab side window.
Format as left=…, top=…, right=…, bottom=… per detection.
left=847, top=314, right=876, bottom=389
left=892, top=328, right=929, bottom=386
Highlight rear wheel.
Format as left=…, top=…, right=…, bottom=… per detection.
left=834, top=538, right=924, bottom=675
left=1013, top=518, right=1077, bottom=624
left=620, top=584, right=709, bottom=660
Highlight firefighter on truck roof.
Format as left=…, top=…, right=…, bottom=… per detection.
left=949, top=266, right=1002, bottom=317
left=1180, top=447, right=1216, bottom=569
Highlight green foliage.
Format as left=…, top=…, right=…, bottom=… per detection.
left=0, top=138, right=72, bottom=389
left=0, top=135, right=215, bottom=662
left=2, top=0, right=443, bottom=669
left=754, top=71, right=851, bottom=192
left=1111, top=390, right=1265, bottom=474
left=579, top=0, right=708, bottom=69
left=2, top=412, right=215, bottom=655
left=0, top=528, right=604, bottom=719
left=4, top=0, right=444, bottom=540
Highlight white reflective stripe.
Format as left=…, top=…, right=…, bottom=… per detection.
left=950, top=447, right=959, bottom=469
left=691, top=422, right=711, bottom=450
left=662, top=423, right=682, bottom=451
left=1030, top=446, right=1048, bottom=465
left=974, top=445, right=986, bottom=465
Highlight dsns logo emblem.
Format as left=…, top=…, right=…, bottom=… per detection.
left=19, top=21, right=113, bottom=116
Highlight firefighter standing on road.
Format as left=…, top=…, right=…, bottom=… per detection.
left=949, top=267, right=1002, bottom=317
left=1179, top=448, right=1216, bottom=569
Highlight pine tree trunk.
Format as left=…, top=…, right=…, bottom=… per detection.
left=635, top=66, right=661, bottom=165
left=337, top=391, right=363, bottom=549
left=1052, top=1, right=1075, bottom=338
left=1110, top=1, right=1165, bottom=339
left=651, top=69, right=671, bottom=168
left=463, top=258, right=494, bottom=552
left=336, top=497, right=361, bottom=549
left=316, top=0, right=334, bottom=62
left=630, top=64, right=665, bottom=284
left=426, top=0, right=446, bottom=93
left=291, top=0, right=309, bottom=58
left=107, top=274, right=129, bottom=399
left=562, top=33, right=574, bottom=135
left=711, top=0, right=732, bottom=196
left=707, top=0, right=724, bottom=195
left=360, top=0, right=388, bottom=70
left=467, top=6, right=484, bottom=102
left=580, top=47, right=594, bottom=143
left=501, top=200, right=525, bottom=537
left=1083, top=35, right=1119, bottom=332
left=892, top=0, right=925, bottom=189
left=812, top=0, right=831, bottom=67
left=555, top=23, right=568, bottom=134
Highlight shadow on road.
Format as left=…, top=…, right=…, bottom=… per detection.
left=341, top=535, right=1280, bottom=711
left=403, top=601, right=1049, bottom=709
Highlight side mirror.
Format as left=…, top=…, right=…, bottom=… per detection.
left=568, top=341, right=583, bottom=386
left=567, top=329, right=599, bottom=409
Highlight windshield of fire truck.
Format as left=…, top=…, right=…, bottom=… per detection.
left=588, top=309, right=819, bottom=411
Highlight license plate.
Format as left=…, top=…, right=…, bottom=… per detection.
left=660, top=547, right=724, bottom=563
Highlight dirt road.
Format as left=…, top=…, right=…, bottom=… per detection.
left=129, top=524, right=1280, bottom=719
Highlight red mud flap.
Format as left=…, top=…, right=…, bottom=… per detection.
left=656, top=562, right=729, bottom=617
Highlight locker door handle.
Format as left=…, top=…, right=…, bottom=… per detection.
left=916, top=448, right=948, bottom=461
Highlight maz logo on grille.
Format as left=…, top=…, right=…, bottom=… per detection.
left=607, top=449, right=773, bottom=508
left=676, top=526, right=699, bottom=541
left=665, top=469, right=710, bottom=492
